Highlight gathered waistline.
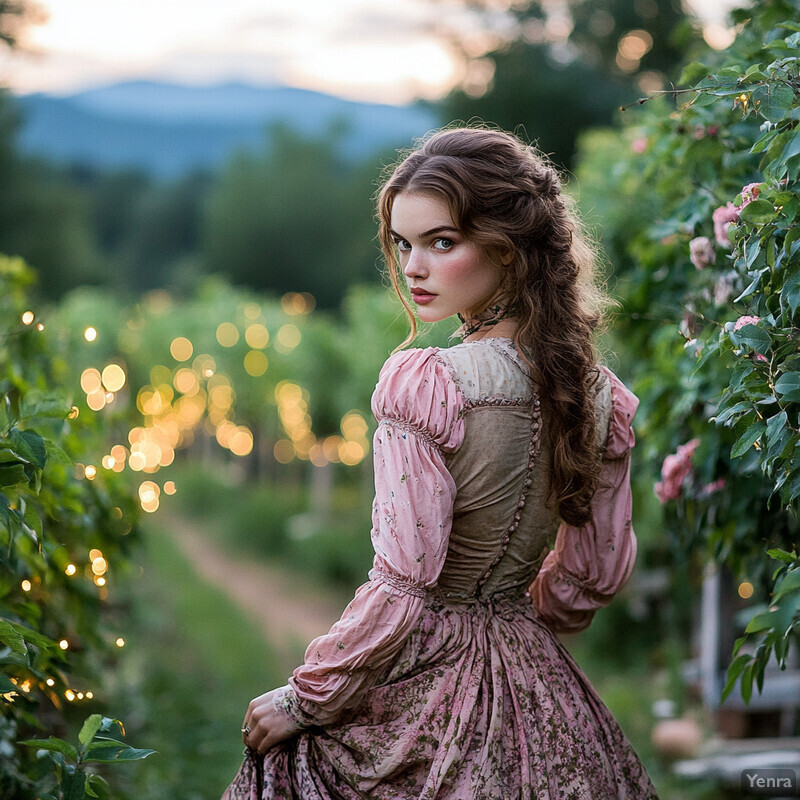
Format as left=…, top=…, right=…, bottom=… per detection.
left=425, top=585, right=539, bottom=621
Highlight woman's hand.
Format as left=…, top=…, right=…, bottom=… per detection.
left=242, top=686, right=301, bottom=754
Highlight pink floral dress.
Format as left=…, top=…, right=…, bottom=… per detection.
left=222, top=338, right=659, bottom=799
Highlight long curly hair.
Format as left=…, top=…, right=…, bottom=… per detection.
left=377, top=125, right=611, bottom=526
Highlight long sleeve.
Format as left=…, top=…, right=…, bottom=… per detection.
left=283, top=348, right=465, bottom=726
left=529, top=366, right=639, bottom=634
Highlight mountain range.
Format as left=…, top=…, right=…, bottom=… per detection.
left=12, top=80, right=439, bottom=177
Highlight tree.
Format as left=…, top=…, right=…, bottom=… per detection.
left=201, top=124, right=382, bottom=309
left=436, top=0, right=697, bottom=165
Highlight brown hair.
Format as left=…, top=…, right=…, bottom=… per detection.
left=377, top=125, right=610, bottom=526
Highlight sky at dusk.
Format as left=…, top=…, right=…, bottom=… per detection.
left=0, top=0, right=741, bottom=105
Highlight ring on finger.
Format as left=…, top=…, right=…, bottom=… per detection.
left=241, top=723, right=251, bottom=736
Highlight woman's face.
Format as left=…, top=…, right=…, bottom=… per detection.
left=389, top=192, right=505, bottom=325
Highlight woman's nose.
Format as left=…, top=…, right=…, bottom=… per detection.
left=402, top=250, right=427, bottom=279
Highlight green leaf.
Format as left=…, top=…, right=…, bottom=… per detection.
left=741, top=662, right=754, bottom=705
left=8, top=622, right=55, bottom=651
left=680, top=61, right=710, bottom=85
left=767, top=548, right=798, bottom=564
left=731, top=420, right=765, bottom=458
left=0, top=462, right=27, bottom=487
left=713, top=400, right=752, bottom=424
left=745, top=611, right=776, bottom=634
left=18, top=736, right=78, bottom=761
left=766, top=410, right=788, bottom=445
left=721, top=652, right=752, bottom=702
left=756, top=84, right=795, bottom=122
left=85, top=773, right=110, bottom=799
left=729, top=323, right=772, bottom=353
left=7, top=429, right=47, bottom=469
left=0, top=620, right=27, bottom=656
left=739, top=199, right=776, bottom=224
left=0, top=673, right=20, bottom=694
left=79, top=714, right=103, bottom=747
left=84, top=739, right=157, bottom=763
left=61, top=766, right=87, bottom=800
left=773, top=566, right=800, bottom=601
left=782, top=269, right=800, bottom=312
left=774, top=372, right=800, bottom=397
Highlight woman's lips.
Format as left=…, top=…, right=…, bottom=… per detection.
left=411, top=290, right=436, bottom=305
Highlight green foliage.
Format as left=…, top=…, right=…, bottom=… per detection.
left=575, top=0, right=800, bottom=705
left=0, top=256, right=147, bottom=799
left=18, top=714, right=155, bottom=800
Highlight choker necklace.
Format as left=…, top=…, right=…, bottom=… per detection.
left=452, top=301, right=522, bottom=340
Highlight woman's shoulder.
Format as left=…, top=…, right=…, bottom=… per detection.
left=595, top=365, right=639, bottom=458
left=371, top=347, right=464, bottom=451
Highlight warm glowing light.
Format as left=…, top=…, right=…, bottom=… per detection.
left=46, top=678, right=55, bottom=687
left=170, top=336, right=194, bottom=361
left=68, top=405, right=79, bottom=419
left=339, top=440, right=366, bottom=466
left=21, top=310, right=34, bottom=325
left=21, top=579, right=32, bottom=592
left=141, top=496, right=160, bottom=513
left=173, top=367, right=200, bottom=395
left=616, top=30, right=653, bottom=72
left=738, top=581, right=754, bottom=599
left=216, top=322, right=240, bottom=347
left=86, top=691, right=94, bottom=699
left=229, top=427, right=254, bottom=457
left=323, top=435, right=343, bottom=463
left=86, top=389, right=106, bottom=411
left=138, top=481, right=160, bottom=503
left=192, top=354, right=216, bottom=377
left=116, top=637, right=126, bottom=648
left=209, top=383, right=235, bottom=409
left=341, top=411, right=368, bottom=440
left=80, top=368, right=102, bottom=394
left=244, top=302, right=261, bottom=320
left=84, top=465, right=97, bottom=480
left=276, top=324, right=301, bottom=351
left=244, top=350, right=268, bottom=376
left=245, top=323, right=269, bottom=349
left=274, top=439, right=295, bottom=463
left=163, top=480, right=176, bottom=495
left=281, top=292, right=316, bottom=315
left=65, top=690, right=76, bottom=701
left=59, top=639, right=69, bottom=650
left=111, top=444, right=127, bottom=462
left=76, top=692, right=84, bottom=700
left=128, top=451, right=147, bottom=471
left=102, top=455, right=115, bottom=470
left=101, top=363, right=126, bottom=392
left=94, top=576, right=106, bottom=587
left=84, top=326, right=98, bottom=342
left=65, top=563, right=77, bottom=576
left=89, top=548, right=103, bottom=560
left=36, top=323, right=45, bottom=331
left=91, top=557, right=108, bottom=576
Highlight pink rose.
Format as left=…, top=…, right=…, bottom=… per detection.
left=713, top=202, right=739, bottom=248
left=654, top=438, right=701, bottom=504
left=739, top=182, right=760, bottom=210
left=632, top=137, right=648, bottom=154
left=733, top=315, right=760, bottom=331
left=689, top=236, right=715, bottom=270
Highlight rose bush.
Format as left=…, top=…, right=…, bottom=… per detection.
left=575, top=0, right=800, bottom=703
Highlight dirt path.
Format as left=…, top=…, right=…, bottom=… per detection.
left=165, top=512, right=346, bottom=675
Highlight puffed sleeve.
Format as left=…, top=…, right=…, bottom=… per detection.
left=529, top=366, right=639, bottom=634
left=282, top=347, right=465, bottom=727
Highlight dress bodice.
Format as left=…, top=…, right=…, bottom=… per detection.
left=435, top=338, right=613, bottom=600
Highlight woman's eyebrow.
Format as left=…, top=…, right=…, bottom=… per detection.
left=389, top=225, right=459, bottom=240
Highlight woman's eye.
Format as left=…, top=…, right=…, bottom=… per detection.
left=434, top=239, right=454, bottom=252
left=395, top=239, right=411, bottom=252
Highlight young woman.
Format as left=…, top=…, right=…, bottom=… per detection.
left=222, top=126, right=659, bottom=799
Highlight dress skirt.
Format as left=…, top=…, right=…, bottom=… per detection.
left=222, top=589, right=659, bottom=800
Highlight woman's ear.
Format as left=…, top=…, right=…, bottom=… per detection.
left=499, top=248, right=516, bottom=266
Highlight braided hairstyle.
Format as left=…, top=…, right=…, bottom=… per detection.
left=377, top=125, right=610, bottom=526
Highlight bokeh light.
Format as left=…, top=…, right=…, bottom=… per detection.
left=216, top=322, right=240, bottom=347
left=170, top=337, right=193, bottom=361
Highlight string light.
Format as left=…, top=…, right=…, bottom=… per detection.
left=84, top=326, right=98, bottom=342
left=65, top=564, right=77, bottom=576
left=21, top=311, right=34, bottom=325
left=59, top=639, right=69, bottom=650
left=21, top=580, right=31, bottom=592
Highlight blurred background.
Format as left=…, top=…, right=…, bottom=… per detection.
left=3, top=1, right=797, bottom=798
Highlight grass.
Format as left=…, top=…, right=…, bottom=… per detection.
left=111, top=518, right=284, bottom=800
